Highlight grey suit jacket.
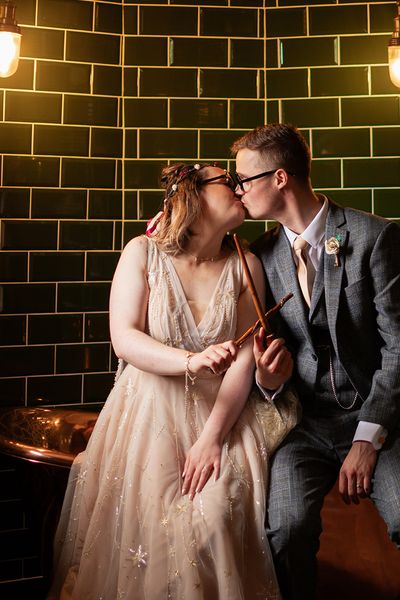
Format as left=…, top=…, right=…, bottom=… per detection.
left=251, top=201, right=400, bottom=432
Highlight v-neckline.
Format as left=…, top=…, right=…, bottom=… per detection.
left=164, top=252, right=233, bottom=332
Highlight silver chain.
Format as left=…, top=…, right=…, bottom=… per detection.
left=328, top=348, right=358, bottom=410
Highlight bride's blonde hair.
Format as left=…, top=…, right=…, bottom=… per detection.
left=153, top=162, right=210, bottom=253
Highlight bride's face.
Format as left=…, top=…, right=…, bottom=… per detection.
left=198, top=167, right=245, bottom=232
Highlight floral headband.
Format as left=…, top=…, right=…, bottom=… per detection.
left=146, top=163, right=210, bottom=236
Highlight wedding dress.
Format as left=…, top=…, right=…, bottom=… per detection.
left=48, top=238, right=282, bottom=600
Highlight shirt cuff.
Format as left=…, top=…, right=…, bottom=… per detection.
left=353, top=421, right=387, bottom=450
left=255, top=378, right=284, bottom=403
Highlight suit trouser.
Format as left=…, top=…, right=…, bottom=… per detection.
left=266, top=410, right=400, bottom=600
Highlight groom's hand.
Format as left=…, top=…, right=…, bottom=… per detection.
left=254, top=328, right=293, bottom=391
left=339, top=441, right=377, bottom=505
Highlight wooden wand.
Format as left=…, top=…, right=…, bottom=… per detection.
left=234, top=293, right=293, bottom=347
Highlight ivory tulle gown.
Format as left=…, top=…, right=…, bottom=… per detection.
left=48, top=238, right=281, bottom=600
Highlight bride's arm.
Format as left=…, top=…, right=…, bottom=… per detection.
left=110, top=236, right=236, bottom=376
left=182, top=253, right=266, bottom=497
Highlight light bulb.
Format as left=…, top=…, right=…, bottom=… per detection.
left=0, top=30, right=21, bottom=77
left=388, top=45, right=400, bottom=88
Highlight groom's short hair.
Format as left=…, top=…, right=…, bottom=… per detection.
left=231, top=123, right=311, bottom=183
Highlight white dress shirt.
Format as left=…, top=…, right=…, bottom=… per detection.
left=258, top=196, right=387, bottom=450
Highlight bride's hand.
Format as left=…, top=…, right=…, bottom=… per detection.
left=189, top=341, right=238, bottom=376
left=182, top=434, right=223, bottom=500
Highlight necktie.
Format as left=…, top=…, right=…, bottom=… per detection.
left=293, top=236, right=314, bottom=306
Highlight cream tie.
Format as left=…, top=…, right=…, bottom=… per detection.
left=293, top=236, right=314, bottom=307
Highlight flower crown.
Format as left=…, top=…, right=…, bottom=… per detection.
left=161, top=163, right=209, bottom=199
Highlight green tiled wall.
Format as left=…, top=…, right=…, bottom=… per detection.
left=1, top=0, right=399, bottom=415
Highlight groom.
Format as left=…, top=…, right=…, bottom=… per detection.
left=231, top=124, right=400, bottom=600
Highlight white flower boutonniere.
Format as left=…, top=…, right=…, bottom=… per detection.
left=325, top=235, right=342, bottom=267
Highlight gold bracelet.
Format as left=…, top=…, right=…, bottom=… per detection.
left=184, top=351, right=196, bottom=390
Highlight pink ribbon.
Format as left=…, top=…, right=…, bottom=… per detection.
left=145, top=211, right=164, bottom=237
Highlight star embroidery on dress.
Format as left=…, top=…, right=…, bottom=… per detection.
left=127, top=545, right=148, bottom=568
left=75, top=468, right=87, bottom=486
left=125, top=378, right=134, bottom=398
left=160, top=517, right=169, bottom=527
left=175, top=501, right=189, bottom=515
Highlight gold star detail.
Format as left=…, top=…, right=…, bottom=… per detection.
left=161, top=517, right=169, bottom=527
left=127, top=545, right=147, bottom=568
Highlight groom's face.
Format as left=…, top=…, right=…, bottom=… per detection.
left=235, top=148, right=279, bottom=221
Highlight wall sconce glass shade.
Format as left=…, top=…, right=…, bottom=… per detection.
left=0, top=2, right=21, bottom=78
left=388, top=1, right=400, bottom=88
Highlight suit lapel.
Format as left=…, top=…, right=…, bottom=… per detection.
left=309, top=251, right=325, bottom=320
left=324, top=202, right=349, bottom=351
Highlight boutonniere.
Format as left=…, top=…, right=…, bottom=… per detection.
left=325, top=234, right=342, bottom=267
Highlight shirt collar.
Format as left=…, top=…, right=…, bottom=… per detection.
left=284, top=195, right=329, bottom=249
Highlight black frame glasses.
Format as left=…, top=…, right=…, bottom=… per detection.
left=200, top=171, right=237, bottom=192
left=234, top=169, right=296, bottom=192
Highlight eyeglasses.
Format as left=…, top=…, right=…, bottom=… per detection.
left=234, top=169, right=296, bottom=192
left=200, top=171, right=237, bottom=192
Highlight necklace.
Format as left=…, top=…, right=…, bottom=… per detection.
left=181, top=250, right=225, bottom=263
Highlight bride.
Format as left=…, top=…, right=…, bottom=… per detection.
left=48, top=162, right=285, bottom=600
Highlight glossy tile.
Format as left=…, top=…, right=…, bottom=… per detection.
left=1, top=221, right=58, bottom=250
left=371, top=66, right=400, bottom=95
left=125, top=161, right=165, bottom=189
left=89, top=191, right=122, bottom=220
left=17, top=0, right=36, bottom=25
left=200, top=8, right=257, bottom=37
left=93, top=66, right=122, bottom=96
left=36, top=61, right=91, bottom=94
left=61, top=158, right=116, bottom=188
left=0, top=379, right=25, bottom=407
left=58, top=282, right=111, bottom=312
left=230, top=100, right=264, bottom=129
left=279, top=0, right=335, bottom=4
left=266, top=8, right=306, bottom=37
left=124, top=6, right=138, bottom=34
left=66, top=32, right=120, bottom=65
left=267, top=100, right=280, bottom=124
left=0, top=252, right=28, bottom=282
left=34, top=125, right=89, bottom=156
left=125, top=130, right=138, bottom=159
left=140, top=129, right=197, bottom=158
left=0, top=316, right=26, bottom=346
left=310, top=5, right=367, bottom=35
left=200, top=69, right=257, bottom=98
left=341, top=98, right=400, bottom=127
left=124, top=191, right=138, bottom=220
left=311, top=159, right=341, bottom=188
left=0, top=59, right=34, bottom=90
left=60, top=221, right=114, bottom=250
left=29, top=314, right=83, bottom=344
left=373, top=127, right=400, bottom=157
left=30, top=252, right=85, bottom=282
left=0, top=283, right=55, bottom=314
left=282, top=98, right=339, bottom=128
left=140, top=68, right=197, bottom=97
left=83, top=373, right=114, bottom=404
left=140, top=6, right=197, bottom=35
left=31, top=189, right=86, bottom=219
left=171, top=38, right=227, bottom=67
left=311, top=66, right=368, bottom=97
left=374, top=189, right=400, bottom=218
left=0, top=189, right=30, bottom=219
left=0, top=124, right=31, bottom=154
left=20, top=27, right=64, bottom=60
left=125, top=37, right=167, bottom=66
left=200, top=130, right=245, bottom=159
left=3, top=156, right=59, bottom=187
left=85, top=313, right=110, bottom=342
left=56, top=343, right=110, bottom=374
left=86, top=252, right=120, bottom=280
left=124, top=68, right=138, bottom=97
left=0, top=346, right=54, bottom=376
left=370, top=4, right=395, bottom=34
left=138, top=191, right=164, bottom=219
left=5, top=91, right=61, bottom=123
left=233, top=221, right=266, bottom=244
left=27, top=375, right=82, bottom=406
left=64, top=96, right=118, bottom=127
left=323, top=189, right=372, bottom=212
left=280, top=37, right=337, bottom=67
left=91, top=128, right=123, bottom=158
left=340, top=35, right=388, bottom=65
left=124, top=221, right=147, bottom=244
left=266, top=69, right=308, bottom=99
left=170, top=99, right=227, bottom=128
left=343, top=158, right=400, bottom=188
left=38, top=0, right=92, bottom=29
left=312, top=128, right=370, bottom=158
left=231, top=39, right=264, bottom=68
left=95, top=3, right=122, bottom=34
